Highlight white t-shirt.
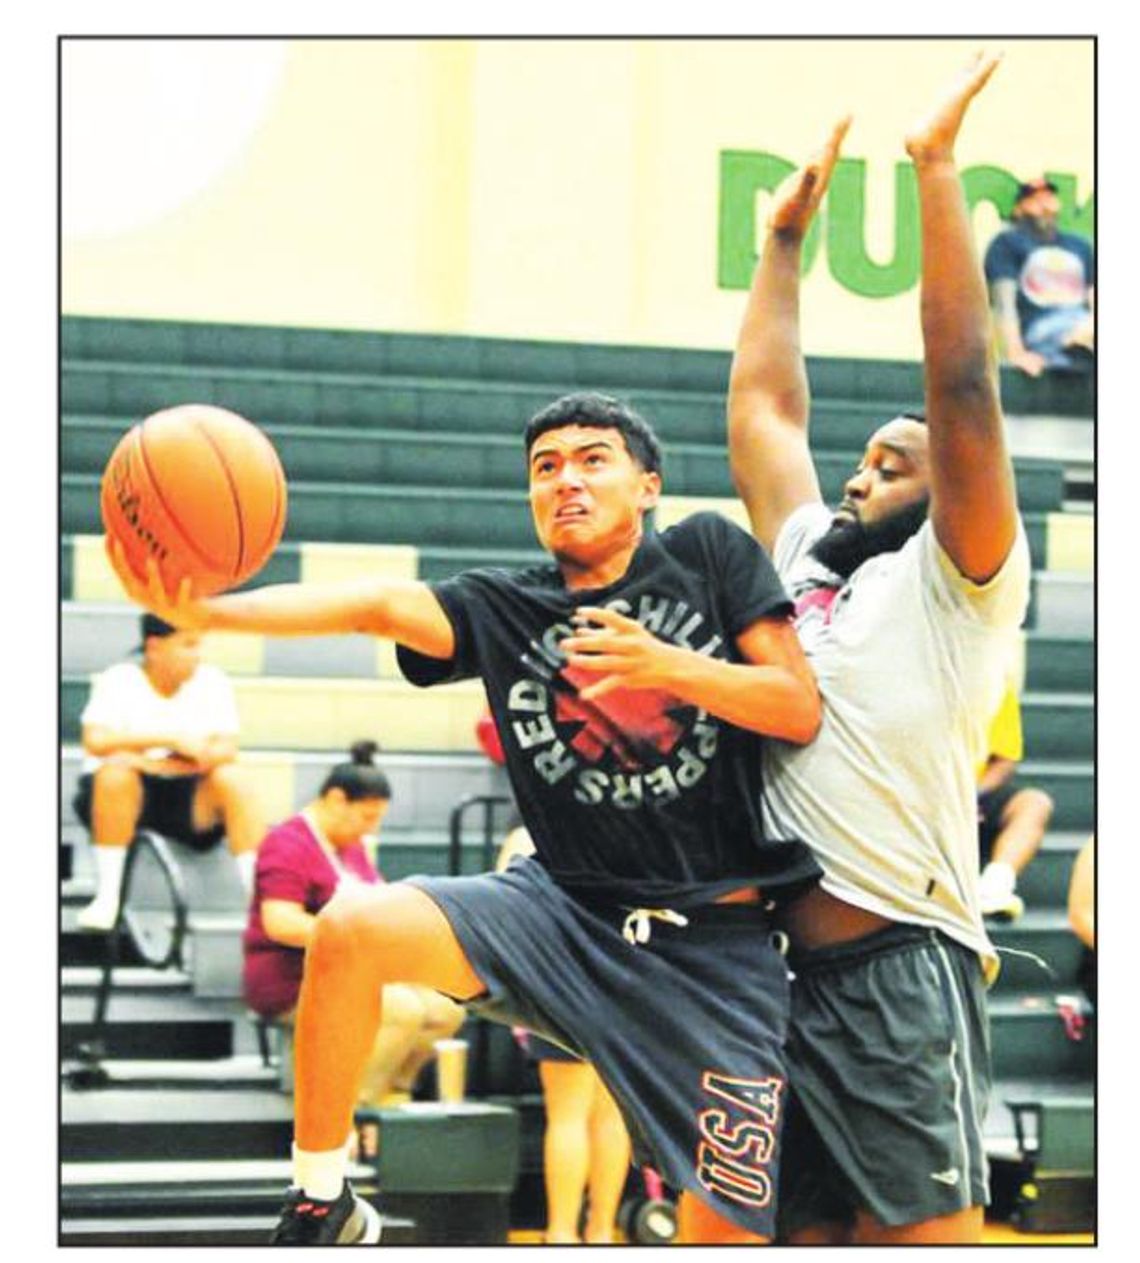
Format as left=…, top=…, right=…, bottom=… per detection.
left=79, top=661, right=241, bottom=774
left=763, top=505, right=1031, bottom=979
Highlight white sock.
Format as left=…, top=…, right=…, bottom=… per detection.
left=293, top=1136, right=352, bottom=1201
left=91, top=846, right=128, bottom=909
left=980, top=860, right=1017, bottom=898
left=234, top=849, right=256, bottom=894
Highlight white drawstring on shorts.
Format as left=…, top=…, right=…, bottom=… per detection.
left=622, top=907, right=689, bottom=946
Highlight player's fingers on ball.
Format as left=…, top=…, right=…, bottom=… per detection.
left=104, top=535, right=124, bottom=577
left=106, top=534, right=130, bottom=577
left=144, top=556, right=171, bottom=603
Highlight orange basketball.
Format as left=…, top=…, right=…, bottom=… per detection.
left=101, top=404, right=287, bottom=597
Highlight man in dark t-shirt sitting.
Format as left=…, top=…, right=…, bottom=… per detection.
left=983, top=176, right=1094, bottom=376
left=111, top=391, right=823, bottom=1246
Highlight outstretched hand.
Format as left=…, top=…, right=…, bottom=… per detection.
left=768, top=115, right=851, bottom=241
left=905, top=51, right=1001, bottom=164
left=561, top=605, right=681, bottom=702
left=105, top=535, right=208, bottom=630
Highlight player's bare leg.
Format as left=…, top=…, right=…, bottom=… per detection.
left=292, top=882, right=484, bottom=1153
left=677, top=1190, right=771, bottom=1244
left=786, top=1221, right=852, bottom=1244
left=854, top=1204, right=984, bottom=1244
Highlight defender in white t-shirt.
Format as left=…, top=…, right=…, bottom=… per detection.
left=74, top=613, right=264, bottom=930
left=727, top=56, right=1029, bottom=1244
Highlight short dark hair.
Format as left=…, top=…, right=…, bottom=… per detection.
left=319, top=740, right=391, bottom=802
left=524, top=392, right=664, bottom=476
left=900, top=410, right=926, bottom=425
left=136, top=612, right=179, bottom=651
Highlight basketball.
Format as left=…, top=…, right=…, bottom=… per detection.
left=100, top=403, right=287, bottom=596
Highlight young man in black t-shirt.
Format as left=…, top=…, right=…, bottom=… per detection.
left=111, top=391, right=822, bottom=1245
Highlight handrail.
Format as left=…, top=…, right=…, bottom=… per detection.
left=447, top=794, right=514, bottom=877
left=68, top=829, right=190, bottom=1089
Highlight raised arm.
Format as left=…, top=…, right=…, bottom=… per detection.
left=727, top=118, right=849, bottom=553
left=107, top=537, right=455, bottom=660
left=904, top=53, right=1019, bottom=582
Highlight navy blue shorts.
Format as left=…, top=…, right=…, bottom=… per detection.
left=519, top=1030, right=582, bottom=1064
left=409, top=857, right=792, bottom=1237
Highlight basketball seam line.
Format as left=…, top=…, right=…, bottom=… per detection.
left=136, top=418, right=237, bottom=577
left=191, top=416, right=248, bottom=578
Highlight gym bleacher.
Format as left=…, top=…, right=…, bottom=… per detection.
left=59, top=315, right=1094, bottom=1243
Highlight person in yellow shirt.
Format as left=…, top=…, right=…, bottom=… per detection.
left=976, top=680, right=1054, bottom=920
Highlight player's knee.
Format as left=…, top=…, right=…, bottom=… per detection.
left=1009, top=787, right=1054, bottom=825
left=310, top=887, right=395, bottom=974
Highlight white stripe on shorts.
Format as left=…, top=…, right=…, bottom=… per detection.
left=923, top=939, right=988, bottom=1204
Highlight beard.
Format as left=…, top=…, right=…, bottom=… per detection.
left=809, top=497, right=930, bottom=580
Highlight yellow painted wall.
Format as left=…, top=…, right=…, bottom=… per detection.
left=62, top=38, right=1093, bottom=360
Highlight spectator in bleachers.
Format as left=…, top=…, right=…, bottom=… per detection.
left=75, top=613, right=264, bottom=931
left=983, top=177, right=1094, bottom=377
left=977, top=675, right=1055, bottom=921
left=496, top=825, right=633, bottom=1245
left=242, top=741, right=464, bottom=1107
left=1067, top=834, right=1095, bottom=1004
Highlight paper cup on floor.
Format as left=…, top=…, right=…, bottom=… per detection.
left=434, top=1038, right=468, bottom=1103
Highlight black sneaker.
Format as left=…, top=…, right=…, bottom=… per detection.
left=270, top=1181, right=382, bottom=1245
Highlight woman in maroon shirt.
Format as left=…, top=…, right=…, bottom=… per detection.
left=243, top=741, right=463, bottom=1105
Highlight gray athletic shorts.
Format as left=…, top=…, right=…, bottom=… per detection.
left=778, top=922, right=991, bottom=1234
left=409, top=856, right=793, bottom=1237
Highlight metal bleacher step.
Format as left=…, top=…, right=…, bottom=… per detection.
left=1028, top=572, right=1093, bottom=637
left=61, top=1085, right=296, bottom=1161
left=57, top=359, right=910, bottom=452
left=62, top=1053, right=279, bottom=1090
left=987, top=908, right=1089, bottom=990
left=1012, top=832, right=1088, bottom=909
left=62, top=963, right=192, bottom=996
left=58, top=314, right=1094, bottom=419
left=61, top=989, right=252, bottom=1062
left=1015, top=761, right=1093, bottom=832
left=983, top=1076, right=1094, bottom=1161
left=61, top=1167, right=416, bottom=1246
left=987, top=992, right=1094, bottom=1080
left=59, top=1214, right=297, bottom=1246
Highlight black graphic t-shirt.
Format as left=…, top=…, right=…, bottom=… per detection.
left=397, top=512, right=821, bottom=908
